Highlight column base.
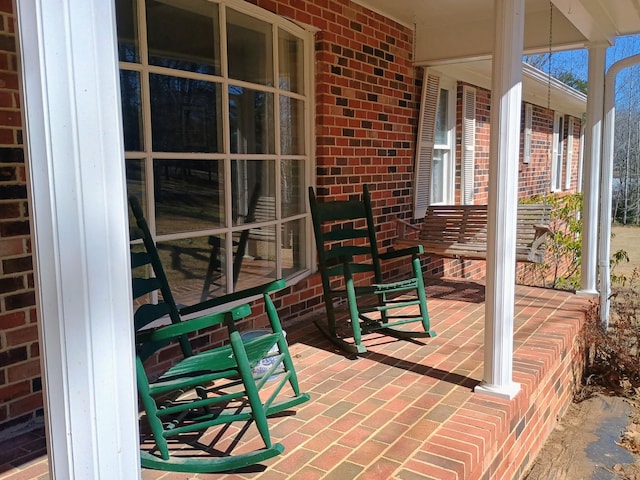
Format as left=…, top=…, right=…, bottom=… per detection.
left=474, top=381, right=521, bottom=400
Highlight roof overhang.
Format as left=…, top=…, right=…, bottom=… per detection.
left=432, top=60, right=586, bottom=117
left=353, top=0, right=640, bottom=65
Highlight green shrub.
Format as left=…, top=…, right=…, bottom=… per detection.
left=518, top=193, right=583, bottom=289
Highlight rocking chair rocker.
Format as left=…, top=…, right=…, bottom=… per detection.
left=308, top=185, right=436, bottom=354
left=129, top=196, right=309, bottom=473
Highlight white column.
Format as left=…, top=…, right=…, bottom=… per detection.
left=580, top=45, right=607, bottom=294
left=599, top=54, right=640, bottom=327
left=474, top=0, right=523, bottom=400
left=17, top=1, right=140, bottom=479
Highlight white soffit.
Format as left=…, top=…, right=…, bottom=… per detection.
left=355, top=0, right=640, bottom=64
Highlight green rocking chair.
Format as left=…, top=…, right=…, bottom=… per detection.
left=308, top=185, right=436, bottom=354
left=129, top=196, right=309, bottom=473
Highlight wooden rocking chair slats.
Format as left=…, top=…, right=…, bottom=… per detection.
left=128, top=196, right=309, bottom=473
left=308, top=185, right=436, bottom=354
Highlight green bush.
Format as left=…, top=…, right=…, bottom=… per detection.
left=518, top=193, right=583, bottom=289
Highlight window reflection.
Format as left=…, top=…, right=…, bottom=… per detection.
left=282, top=218, right=305, bottom=277
left=159, top=236, right=227, bottom=304
left=280, top=96, right=304, bottom=155
left=146, top=0, right=221, bottom=75
left=231, top=160, right=275, bottom=226
left=120, top=70, right=142, bottom=151
left=154, top=159, right=224, bottom=234
left=229, top=86, right=274, bottom=154
left=435, top=89, right=448, bottom=145
left=150, top=74, right=222, bottom=153
left=227, top=9, right=273, bottom=85
left=118, top=1, right=309, bottom=297
left=281, top=160, right=304, bottom=217
left=278, top=29, right=303, bottom=93
left=116, top=0, right=139, bottom=63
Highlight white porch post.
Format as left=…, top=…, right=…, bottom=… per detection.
left=474, top=0, right=523, bottom=399
left=580, top=45, right=607, bottom=294
left=600, top=54, right=640, bottom=327
left=17, top=1, right=140, bottom=479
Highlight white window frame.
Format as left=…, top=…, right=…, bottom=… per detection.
left=119, top=0, right=315, bottom=296
left=523, top=103, right=532, bottom=164
left=565, top=116, right=575, bottom=189
left=431, top=77, right=456, bottom=205
left=551, top=112, right=564, bottom=192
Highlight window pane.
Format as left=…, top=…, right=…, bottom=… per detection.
left=227, top=9, right=273, bottom=86
left=278, top=29, right=303, bottom=93
left=150, top=74, right=222, bottom=153
left=116, top=0, right=139, bottom=62
left=280, top=96, right=304, bottom=155
left=282, top=218, right=305, bottom=278
left=120, top=70, right=143, bottom=151
left=435, top=88, right=449, bottom=145
left=154, top=159, right=224, bottom=234
left=235, top=226, right=276, bottom=289
left=126, top=159, right=145, bottom=230
left=231, top=160, right=275, bottom=226
left=229, top=86, right=274, bottom=154
left=158, top=236, right=224, bottom=304
left=431, top=149, right=444, bottom=203
left=281, top=160, right=304, bottom=217
left=146, top=0, right=220, bottom=75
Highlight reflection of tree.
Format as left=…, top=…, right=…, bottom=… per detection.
left=150, top=74, right=218, bottom=153
left=120, top=70, right=141, bottom=151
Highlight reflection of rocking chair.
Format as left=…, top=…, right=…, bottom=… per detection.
left=201, top=183, right=263, bottom=301
left=129, top=196, right=309, bottom=473
left=308, top=185, right=436, bottom=354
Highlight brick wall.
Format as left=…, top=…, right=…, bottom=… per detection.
left=249, top=0, right=422, bottom=298
left=0, top=1, right=42, bottom=436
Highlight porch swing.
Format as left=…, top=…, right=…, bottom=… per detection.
left=393, top=2, right=557, bottom=264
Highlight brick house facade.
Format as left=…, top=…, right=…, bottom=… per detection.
left=0, top=1, right=40, bottom=436
left=0, top=0, right=584, bottom=437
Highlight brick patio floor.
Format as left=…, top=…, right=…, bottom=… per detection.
left=0, top=278, right=595, bottom=480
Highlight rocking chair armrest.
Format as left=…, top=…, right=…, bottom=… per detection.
left=136, top=303, right=252, bottom=344
left=380, top=245, right=424, bottom=261
left=180, top=279, right=286, bottom=315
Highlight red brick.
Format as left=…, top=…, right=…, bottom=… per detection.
left=7, top=358, right=40, bottom=382
left=0, top=310, right=25, bottom=329
left=8, top=391, right=42, bottom=416
left=0, top=379, right=29, bottom=403
left=3, top=325, right=37, bottom=348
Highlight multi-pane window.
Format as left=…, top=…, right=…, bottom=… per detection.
left=116, top=0, right=311, bottom=305
left=413, top=71, right=456, bottom=217
left=432, top=82, right=456, bottom=204
left=551, top=112, right=565, bottom=191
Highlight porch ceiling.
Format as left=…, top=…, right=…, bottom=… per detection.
left=355, top=0, right=640, bottom=64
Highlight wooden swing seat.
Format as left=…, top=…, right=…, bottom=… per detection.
left=394, top=204, right=552, bottom=264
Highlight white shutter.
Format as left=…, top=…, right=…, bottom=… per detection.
left=565, top=117, right=574, bottom=189
left=523, top=103, right=532, bottom=164
left=462, top=86, right=476, bottom=205
left=413, top=69, right=440, bottom=219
